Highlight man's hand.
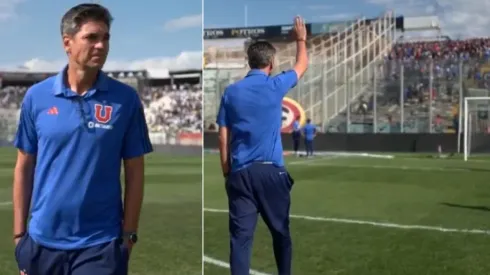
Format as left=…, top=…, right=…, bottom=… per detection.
left=292, top=16, right=307, bottom=41
left=15, top=234, right=27, bottom=275
left=123, top=239, right=133, bottom=257
left=14, top=236, right=21, bottom=246
left=291, top=16, right=308, bottom=79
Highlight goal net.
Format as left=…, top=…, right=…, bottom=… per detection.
left=464, top=96, right=490, bottom=161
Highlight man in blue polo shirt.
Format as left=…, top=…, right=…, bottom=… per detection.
left=292, top=116, right=301, bottom=156
left=216, top=17, right=308, bottom=275
left=302, top=118, right=317, bottom=157
left=12, top=3, right=152, bottom=275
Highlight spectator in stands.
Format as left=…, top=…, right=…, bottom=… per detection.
left=364, top=38, right=490, bottom=133
left=0, top=82, right=202, bottom=139
left=142, top=83, right=202, bottom=135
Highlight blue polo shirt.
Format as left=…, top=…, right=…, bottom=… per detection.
left=14, top=66, right=153, bottom=250
left=216, top=69, right=298, bottom=172
left=292, top=120, right=300, bottom=132
left=303, top=123, right=316, bottom=141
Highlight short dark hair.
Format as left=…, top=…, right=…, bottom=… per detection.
left=307, top=118, right=311, bottom=123
left=61, top=3, right=113, bottom=36
left=246, top=41, right=276, bottom=69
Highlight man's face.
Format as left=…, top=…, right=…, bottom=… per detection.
left=63, top=20, right=110, bottom=70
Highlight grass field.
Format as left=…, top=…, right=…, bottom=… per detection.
left=0, top=148, right=202, bottom=275
left=204, top=152, right=490, bottom=275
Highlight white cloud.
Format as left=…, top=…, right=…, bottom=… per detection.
left=0, top=51, right=202, bottom=78
left=312, top=13, right=357, bottom=22
left=425, top=5, right=436, bottom=14
left=0, top=0, right=23, bottom=21
left=368, top=0, right=490, bottom=38
left=163, top=14, right=202, bottom=32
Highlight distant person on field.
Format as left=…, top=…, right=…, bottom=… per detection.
left=216, top=16, right=308, bottom=275
left=12, top=4, right=152, bottom=275
left=302, top=118, right=316, bottom=157
left=292, top=116, right=301, bottom=156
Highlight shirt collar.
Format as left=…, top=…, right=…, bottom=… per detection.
left=53, top=64, right=109, bottom=97
left=246, top=69, right=268, bottom=77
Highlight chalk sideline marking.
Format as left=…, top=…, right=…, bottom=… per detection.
left=204, top=208, right=490, bottom=236
left=203, top=255, right=271, bottom=275
left=292, top=162, right=474, bottom=172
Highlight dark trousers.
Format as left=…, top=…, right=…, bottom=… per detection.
left=15, top=232, right=129, bottom=275
left=292, top=132, right=300, bottom=153
left=305, top=139, right=314, bottom=156
left=226, top=163, right=294, bottom=275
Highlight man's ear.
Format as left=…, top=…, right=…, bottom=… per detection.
left=62, top=35, right=72, bottom=55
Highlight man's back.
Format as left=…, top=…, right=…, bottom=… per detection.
left=217, top=69, right=297, bottom=172
left=217, top=18, right=308, bottom=275
left=303, top=123, right=316, bottom=140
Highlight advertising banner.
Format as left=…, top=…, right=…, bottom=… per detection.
left=281, top=97, right=306, bottom=133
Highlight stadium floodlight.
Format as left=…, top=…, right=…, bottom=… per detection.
left=464, top=96, right=490, bottom=161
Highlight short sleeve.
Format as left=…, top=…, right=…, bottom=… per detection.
left=122, top=97, right=153, bottom=159
left=272, top=69, right=298, bottom=96
left=216, top=92, right=228, bottom=127
left=14, top=93, right=38, bottom=154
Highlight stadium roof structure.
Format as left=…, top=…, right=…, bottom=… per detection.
left=168, top=69, right=201, bottom=79
left=106, top=70, right=148, bottom=78
left=0, top=68, right=205, bottom=81
left=203, top=14, right=405, bottom=41
left=0, top=69, right=149, bottom=81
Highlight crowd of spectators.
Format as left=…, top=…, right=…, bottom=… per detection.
left=0, top=86, right=27, bottom=109
left=332, top=38, right=490, bottom=133
left=388, top=38, right=490, bottom=61
left=141, top=84, right=202, bottom=134
left=0, top=81, right=202, bottom=135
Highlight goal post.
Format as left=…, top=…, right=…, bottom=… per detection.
left=464, top=96, right=490, bottom=161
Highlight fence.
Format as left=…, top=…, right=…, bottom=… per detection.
left=0, top=109, right=202, bottom=150
left=204, top=57, right=490, bottom=134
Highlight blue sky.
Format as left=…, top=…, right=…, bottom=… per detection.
left=0, top=0, right=202, bottom=77
left=204, top=0, right=488, bottom=42
left=204, top=0, right=384, bottom=28
left=0, top=0, right=486, bottom=77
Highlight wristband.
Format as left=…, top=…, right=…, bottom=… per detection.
left=13, top=232, right=25, bottom=240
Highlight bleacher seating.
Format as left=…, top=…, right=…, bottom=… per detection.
left=142, top=84, right=202, bottom=134
left=0, top=76, right=202, bottom=139
left=203, top=15, right=490, bottom=134
left=329, top=39, right=490, bottom=133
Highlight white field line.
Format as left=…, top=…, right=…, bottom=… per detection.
left=288, top=152, right=395, bottom=165
left=204, top=208, right=490, bottom=236
left=0, top=201, right=11, bottom=206
left=291, top=161, right=475, bottom=172
left=288, top=155, right=339, bottom=165
left=203, top=255, right=271, bottom=275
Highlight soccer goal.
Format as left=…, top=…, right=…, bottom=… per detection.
left=464, top=96, right=490, bottom=161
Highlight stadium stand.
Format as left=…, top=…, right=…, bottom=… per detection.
left=0, top=69, right=202, bottom=145
left=204, top=12, right=490, bottom=134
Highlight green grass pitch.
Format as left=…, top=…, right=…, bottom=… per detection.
left=204, top=152, right=490, bottom=275
left=0, top=148, right=202, bottom=275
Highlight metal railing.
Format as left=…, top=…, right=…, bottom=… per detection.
left=205, top=57, right=490, bottom=134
